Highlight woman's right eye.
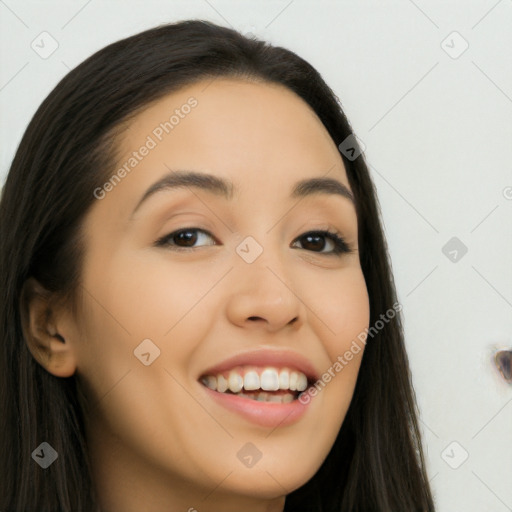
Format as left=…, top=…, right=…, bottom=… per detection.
left=155, top=228, right=217, bottom=250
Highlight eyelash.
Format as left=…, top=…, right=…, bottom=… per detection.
left=154, top=227, right=353, bottom=256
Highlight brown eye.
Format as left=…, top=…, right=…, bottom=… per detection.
left=293, top=230, right=351, bottom=256
left=156, top=228, right=216, bottom=249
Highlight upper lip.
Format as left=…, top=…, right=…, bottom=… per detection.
left=199, top=348, right=320, bottom=382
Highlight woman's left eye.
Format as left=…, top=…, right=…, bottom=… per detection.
left=292, top=230, right=352, bottom=255
left=155, top=228, right=352, bottom=256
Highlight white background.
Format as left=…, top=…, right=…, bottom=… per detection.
left=1, top=1, right=511, bottom=510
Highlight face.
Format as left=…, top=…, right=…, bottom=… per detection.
left=67, top=78, right=369, bottom=510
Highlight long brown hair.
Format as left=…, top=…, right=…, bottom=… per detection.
left=0, top=19, right=435, bottom=511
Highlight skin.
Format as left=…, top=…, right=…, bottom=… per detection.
left=25, top=78, right=370, bottom=512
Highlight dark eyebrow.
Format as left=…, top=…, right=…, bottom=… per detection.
left=131, top=169, right=354, bottom=216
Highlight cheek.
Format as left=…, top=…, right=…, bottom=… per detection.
left=74, top=251, right=218, bottom=398
left=301, top=267, right=369, bottom=426
left=306, top=267, right=370, bottom=357
left=74, top=255, right=221, bottom=479
left=102, top=251, right=218, bottom=338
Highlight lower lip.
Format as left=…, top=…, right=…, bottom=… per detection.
left=201, top=385, right=312, bottom=428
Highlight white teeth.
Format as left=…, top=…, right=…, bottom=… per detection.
left=296, top=373, right=308, bottom=392
left=249, top=391, right=295, bottom=403
left=228, top=371, right=243, bottom=393
left=279, top=370, right=290, bottom=390
left=243, top=371, right=260, bottom=391
left=289, top=371, right=299, bottom=391
left=217, top=375, right=228, bottom=393
left=202, top=375, right=217, bottom=390
left=260, top=368, right=279, bottom=391
left=202, top=366, right=310, bottom=395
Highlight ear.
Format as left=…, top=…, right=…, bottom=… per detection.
left=20, top=277, right=77, bottom=377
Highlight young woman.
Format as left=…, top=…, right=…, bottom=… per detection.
left=0, top=20, right=435, bottom=512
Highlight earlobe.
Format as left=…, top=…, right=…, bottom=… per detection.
left=20, top=277, right=77, bottom=378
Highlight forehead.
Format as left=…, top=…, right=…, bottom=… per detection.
left=117, top=77, right=344, bottom=178
left=96, top=78, right=352, bottom=223
left=127, top=77, right=330, bottom=138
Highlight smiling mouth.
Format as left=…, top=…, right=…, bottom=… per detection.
left=200, top=366, right=311, bottom=404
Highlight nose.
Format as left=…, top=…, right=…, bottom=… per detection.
left=224, top=251, right=303, bottom=333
